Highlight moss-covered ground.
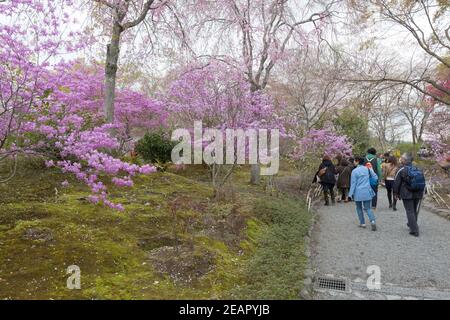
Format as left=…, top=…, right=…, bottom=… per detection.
left=0, top=162, right=311, bottom=299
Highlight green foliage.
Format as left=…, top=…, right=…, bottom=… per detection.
left=333, top=107, right=370, bottom=155
left=135, top=131, right=176, bottom=164
left=231, top=196, right=311, bottom=299
left=395, top=142, right=421, bottom=156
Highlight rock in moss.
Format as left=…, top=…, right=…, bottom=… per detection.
left=23, top=227, right=54, bottom=243
left=147, top=245, right=215, bottom=284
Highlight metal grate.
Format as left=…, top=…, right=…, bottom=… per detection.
left=314, top=276, right=349, bottom=292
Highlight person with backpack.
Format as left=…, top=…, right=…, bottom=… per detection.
left=365, top=148, right=382, bottom=210
left=382, top=155, right=399, bottom=211
left=313, top=155, right=337, bottom=206
left=336, top=158, right=352, bottom=202
left=349, top=156, right=378, bottom=230
left=393, top=153, right=426, bottom=237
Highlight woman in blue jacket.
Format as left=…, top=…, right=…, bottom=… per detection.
left=349, top=156, right=378, bottom=231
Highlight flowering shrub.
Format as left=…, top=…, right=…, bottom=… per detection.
left=0, top=1, right=163, bottom=210
left=424, top=109, right=450, bottom=162
left=163, top=62, right=285, bottom=192
left=16, top=63, right=162, bottom=210
left=292, top=128, right=353, bottom=161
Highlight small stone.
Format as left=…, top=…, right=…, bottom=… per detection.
left=303, top=278, right=312, bottom=286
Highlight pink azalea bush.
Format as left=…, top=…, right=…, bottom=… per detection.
left=0, top=1, right=163, bottom=210
left=292, top=128, right=353, bottom=161
left=164, top=61, right=286, bottom=158
left=6, top=61, right=163, bottom=210
left=163, top=62, right=285, bottom=190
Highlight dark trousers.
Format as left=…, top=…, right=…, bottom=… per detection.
left=385, top=180, right=397, bottom=208
left=402, top=198, right=421, bottom=234
left=339, top=188, right=349, bottom=201
left=322, top=183, right=335, bottom=204
left=371, top=184, right=378, bottom=208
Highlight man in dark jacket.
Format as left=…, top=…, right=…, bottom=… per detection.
left=313, top=155, right=337, bottom=206
left=393, top=153, right=425, bottom=237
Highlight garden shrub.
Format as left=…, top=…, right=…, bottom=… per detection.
left=135, top=132, right=176, bottom=164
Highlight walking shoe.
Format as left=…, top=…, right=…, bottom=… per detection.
left=389, top=204, right=392, bottom=208
left=393, top=207, right=397, bottom=211
left=371, top=222, right=377, bottom=231
left=409, top=231, right=419, bottom=237
left=359, top=224, right=366, bottom=228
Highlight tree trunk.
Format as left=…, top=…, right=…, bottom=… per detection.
left=412, top=126, right=417, bottom=146
left=249, top=85, right=260, bottom=185
left=250, top=164, right=260, bottom=185
left=104, top=23, right=122, bottom=123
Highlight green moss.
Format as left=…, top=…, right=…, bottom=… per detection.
left=230, top=197, right=311, bottom=300
left=0, top=165, right=312, bottom=300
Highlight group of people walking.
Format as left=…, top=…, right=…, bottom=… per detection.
left=313, top=148, right=426, bottom=237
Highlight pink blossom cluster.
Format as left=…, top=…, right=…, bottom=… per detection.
left=292, top=128, right=353, bottom=161
left=165, top=62, right=284, bottom=132
left=424, top=110, right=450, bottom=162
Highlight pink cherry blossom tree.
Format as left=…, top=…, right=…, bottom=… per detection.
left=425, top=67, right=450, bottom=162
left=189, top=0, right=339, bottom=184
left=89, top=0, right=189, bottom=123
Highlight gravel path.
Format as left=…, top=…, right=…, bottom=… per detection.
left=311, top=188, right=450, bottom=300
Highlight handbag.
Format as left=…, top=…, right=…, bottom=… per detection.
left=367, top=168, right=378, bottom=187
left=319, top=167, right=327, bottom=176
